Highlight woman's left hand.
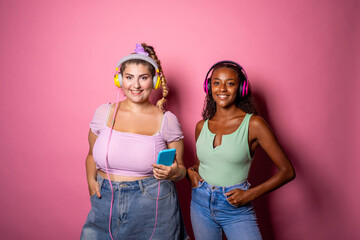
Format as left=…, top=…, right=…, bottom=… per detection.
left=152, top=160, right=180, bottom=180
left=225, top=188, right=254, bottom=206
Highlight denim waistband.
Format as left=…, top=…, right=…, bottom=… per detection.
left=200, top=179, right=250, bottom=193
left=96, top=173, right=161, bottom=191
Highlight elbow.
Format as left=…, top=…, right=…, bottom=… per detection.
left=286, top=167, right=296, bottom=182
left=280, top=166, right=296, bottom=184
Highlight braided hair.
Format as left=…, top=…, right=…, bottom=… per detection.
left=141, top=43, right=168, bottom=111
left=119, top=43, right=168, bottom=111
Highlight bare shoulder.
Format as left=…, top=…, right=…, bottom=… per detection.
left=195, top=119, right=205, bottom=140
left=249, top=115, right=267, bottom=127
left=249, top=115, right=272, bottom=134
left=196, top=119, right=205, bottom=132
left=249, top=114, right=277, bottom=143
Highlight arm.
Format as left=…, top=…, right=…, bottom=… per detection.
left=85, top=129, right=101, bottom=198
left=226, top=115, right=295, bottom=206
left=152, top=139, right=186, bottom=181
left=186, top=120, right=204, bottom=187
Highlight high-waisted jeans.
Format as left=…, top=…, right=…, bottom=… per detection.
left=81, top=174, right=188, bottom=240
left=191, top=179, right=262, bottom=240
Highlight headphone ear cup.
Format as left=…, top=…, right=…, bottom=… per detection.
left=203, top=79, right=208, bottom=94
left=207, top=78, right=212, bottom=96
left=239, top=80, right=244, bottom=97
left=114, top=74, right=121, bottom=88
left=118, top=74, right=123, bottom=87
left=153, top=76, right=161, bottom=89
left=244, top=80, right=248, bottom=96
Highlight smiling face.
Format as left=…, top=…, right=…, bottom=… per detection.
left=122, top=63, right=153, bottom=104
left=211, top=67, right=240, bottom=108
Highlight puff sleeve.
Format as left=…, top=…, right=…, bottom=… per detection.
left=89, top=103, right=111, bottom=136
left=160, top=111, right=184, bottom=143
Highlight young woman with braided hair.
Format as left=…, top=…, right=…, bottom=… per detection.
left=81, top=43, right=188, bottom=240
left=141, top=44, right=169, bottom=110
left=187, top=61, right=295, bottom=240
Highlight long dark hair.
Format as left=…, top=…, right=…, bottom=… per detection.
left=202, top=63, right=258, bottom=120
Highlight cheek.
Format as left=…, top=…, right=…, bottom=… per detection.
left=142, top=80, right=153, bottom=89
left=122, top=79, right=132, bottom=88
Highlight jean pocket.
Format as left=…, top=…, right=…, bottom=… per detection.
left=90, top=193, right=100, bottom=205
left=144, top=180, right=173, bottom=200
left=90, top=193, right=98, bottom=199
left=192, top=180, right=205, bottom=189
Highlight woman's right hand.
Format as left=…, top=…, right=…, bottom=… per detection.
left=88, top=179, right=101, bottom=198
left=187, top=168, right=203, bottom=188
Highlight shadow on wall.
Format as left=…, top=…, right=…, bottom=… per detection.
left=250, top=86, right=302, bottom=240
left=250, top=88, right=276, bottom=240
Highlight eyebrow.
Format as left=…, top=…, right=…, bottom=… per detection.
left=124, top=73, right=150, bottom=77
left=213, top=78, right=237, bottom=81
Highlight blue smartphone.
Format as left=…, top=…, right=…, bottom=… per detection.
left=156, top=149, right=176, bottom=166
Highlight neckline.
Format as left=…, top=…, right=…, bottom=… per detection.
left=105, top=103, right=166, bottom=137
left=206, top=114, right=248, bottom=137
left=105, top=126, right=161, bottom=137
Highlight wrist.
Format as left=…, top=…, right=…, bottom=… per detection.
left=188, top=167, right=197, bottom=172
left=172, top=165, right=186, bottom=181
left=186, top=167, right=197, bottom=180
left=246, top=187, right=258, bottom=201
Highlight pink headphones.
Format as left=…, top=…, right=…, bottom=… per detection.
left=203, top=60, right=249, bottom=97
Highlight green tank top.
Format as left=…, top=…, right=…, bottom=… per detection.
left=196, top=114, right=253, bottom=187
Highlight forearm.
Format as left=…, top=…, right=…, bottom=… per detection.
left=85, top=154, right=98, bottom=184
left=186, top=160, right=200, bottom=180
left=248, top=167, right=295, bottom=200
left=171, top=165, right=187, bottom=182
left=166, top=140, right=186, bottom=181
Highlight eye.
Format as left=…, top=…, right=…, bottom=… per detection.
left=227, top=82, right=235, bottom=86
left=213, top=81, right=220, bottom=86
left=126, top=76, right=133, bottom=80
left=141, top=76, right=149, bottom=80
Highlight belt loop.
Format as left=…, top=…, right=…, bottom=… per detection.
left=222, top=186, right=226, bottom=193
left=138, top=179, right=144, bottom=193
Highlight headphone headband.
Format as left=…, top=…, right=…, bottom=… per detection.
left=204, top=60, right=248, bottom=82
left=116, top=54, right=159, bottom=70
left=203, top=60, right=249, bottom=97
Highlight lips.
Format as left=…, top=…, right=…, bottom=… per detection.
left=216, top=94, right=229, bottom=99
left=130, top=89, right=143, bottom=95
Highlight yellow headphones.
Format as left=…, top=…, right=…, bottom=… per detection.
left=114, top=54, right=161, bottom=89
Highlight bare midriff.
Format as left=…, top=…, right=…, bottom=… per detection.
left=98, top=170, right=151, bottom=182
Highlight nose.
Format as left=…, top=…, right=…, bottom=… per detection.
left=219, top=82, right=227, bottom=92
left=133, top=78, right=140, bottom=88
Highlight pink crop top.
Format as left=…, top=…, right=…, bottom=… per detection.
left=90, top=103, right=184, bottom=176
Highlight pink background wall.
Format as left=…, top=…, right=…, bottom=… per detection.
left=0, top=0, right=359, bottom=239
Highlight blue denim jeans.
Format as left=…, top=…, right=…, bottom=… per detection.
left=191, top=180, right=262, bottom=240
left=81, top=174, right=188, bottom=240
